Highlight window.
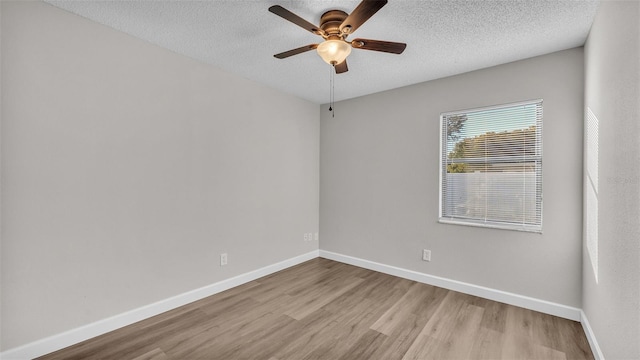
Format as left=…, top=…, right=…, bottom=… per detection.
left=439, top=100, right=543, bottom=232
left=585, top=106, right=599, bottom=282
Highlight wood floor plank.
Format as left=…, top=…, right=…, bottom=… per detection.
left=131, top=348, right=168, bottom=360
left=37, top=259, right=595, bottom=360
left=402, top=292, right=486, bottom=359
left=469, top=327, right=505, bottom=360
left=502, top=333, right=568, bottom=360
left=371, top=282, right=447, bottom=336
left=187, top=314, right=298, bottom=360
left=367, top=285, right=450, bottom=360
left=336, top=330, right=389, bottom=360
left=160, top=294, right=295, bottom=359
left=294, top=312, right=384, bottom=360
left=277, top=293, right=383, bottom=360
left=321, top=270, right=403, bottom=314
left=554, top=317, right=596, bottom=360
left=269, top=309, right=344, bottom=360
left=465, top=294, right=509, bottom=333
left=504, top=304, right=587, bottom=357
left=283, top=277, right=365, bottom=320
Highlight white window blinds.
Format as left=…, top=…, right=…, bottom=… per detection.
left=439, top=100, right=543, bottom=232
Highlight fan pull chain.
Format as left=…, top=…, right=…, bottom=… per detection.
left=329, top=65, right=335, bottom=117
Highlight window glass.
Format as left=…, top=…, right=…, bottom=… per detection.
left=439, top=100, right=543, bottom=232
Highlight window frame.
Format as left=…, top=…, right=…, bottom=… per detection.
left=438, top=99, right=543, bottom=233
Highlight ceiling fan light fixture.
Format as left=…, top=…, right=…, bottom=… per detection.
left=316, top=39, right=352, bottom=65
left=269, top=1, right=406, bottom=74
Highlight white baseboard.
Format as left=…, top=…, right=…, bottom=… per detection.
left=0, top=250, right=319, bottom=360
left=2, top=249, right=602, bottom=360
left=580, top=310, right=605, bottom=360
left=319, top=250, right=582, bottom=321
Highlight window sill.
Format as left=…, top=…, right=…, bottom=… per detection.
left=438, top=218, right=542, bottom=234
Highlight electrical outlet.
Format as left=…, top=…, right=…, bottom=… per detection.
left=314, top=232, right=319, bottom=241
left=422, top=249, right=431, bottom=262
left=304, top=233, right=309, bottom=242
left=220, top=253, right=228, bottom=266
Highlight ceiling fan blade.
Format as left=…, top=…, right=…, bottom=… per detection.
left=334, top=60, right=348, bottom=74
left=274, top=44, right=319, bottom=59
left=269, top=5, right=324, bottom=36
left=351, top=38, right=406, bottom=54
left=340, top=0, right=388, bottom=35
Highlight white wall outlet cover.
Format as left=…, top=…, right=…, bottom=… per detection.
left=220, top=253, right=228, bottom=266
left=422, top=249, right=431, bottom=262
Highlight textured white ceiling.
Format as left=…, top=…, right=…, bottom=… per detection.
left=45, top=0, right=600, bottom=104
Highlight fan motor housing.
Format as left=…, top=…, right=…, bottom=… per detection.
left=320, top=10, right=348, bottom=37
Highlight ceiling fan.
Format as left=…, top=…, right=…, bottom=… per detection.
left=269, top=0, right=406, bottom=74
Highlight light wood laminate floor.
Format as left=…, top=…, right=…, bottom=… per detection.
left=39, top=258, right=594, bottom=360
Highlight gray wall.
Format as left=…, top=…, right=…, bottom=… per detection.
left=583, top=1, right=640, bottom=359
left=1, top=1, right=319, bottom=351
left=320, top=48, right=584, bottom=308
left=4, top=0, right=638, bottom=356
left=0, top=1, right=3, bottom=351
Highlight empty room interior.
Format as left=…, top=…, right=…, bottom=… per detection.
left=1, top=0, right=639, bottom=359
